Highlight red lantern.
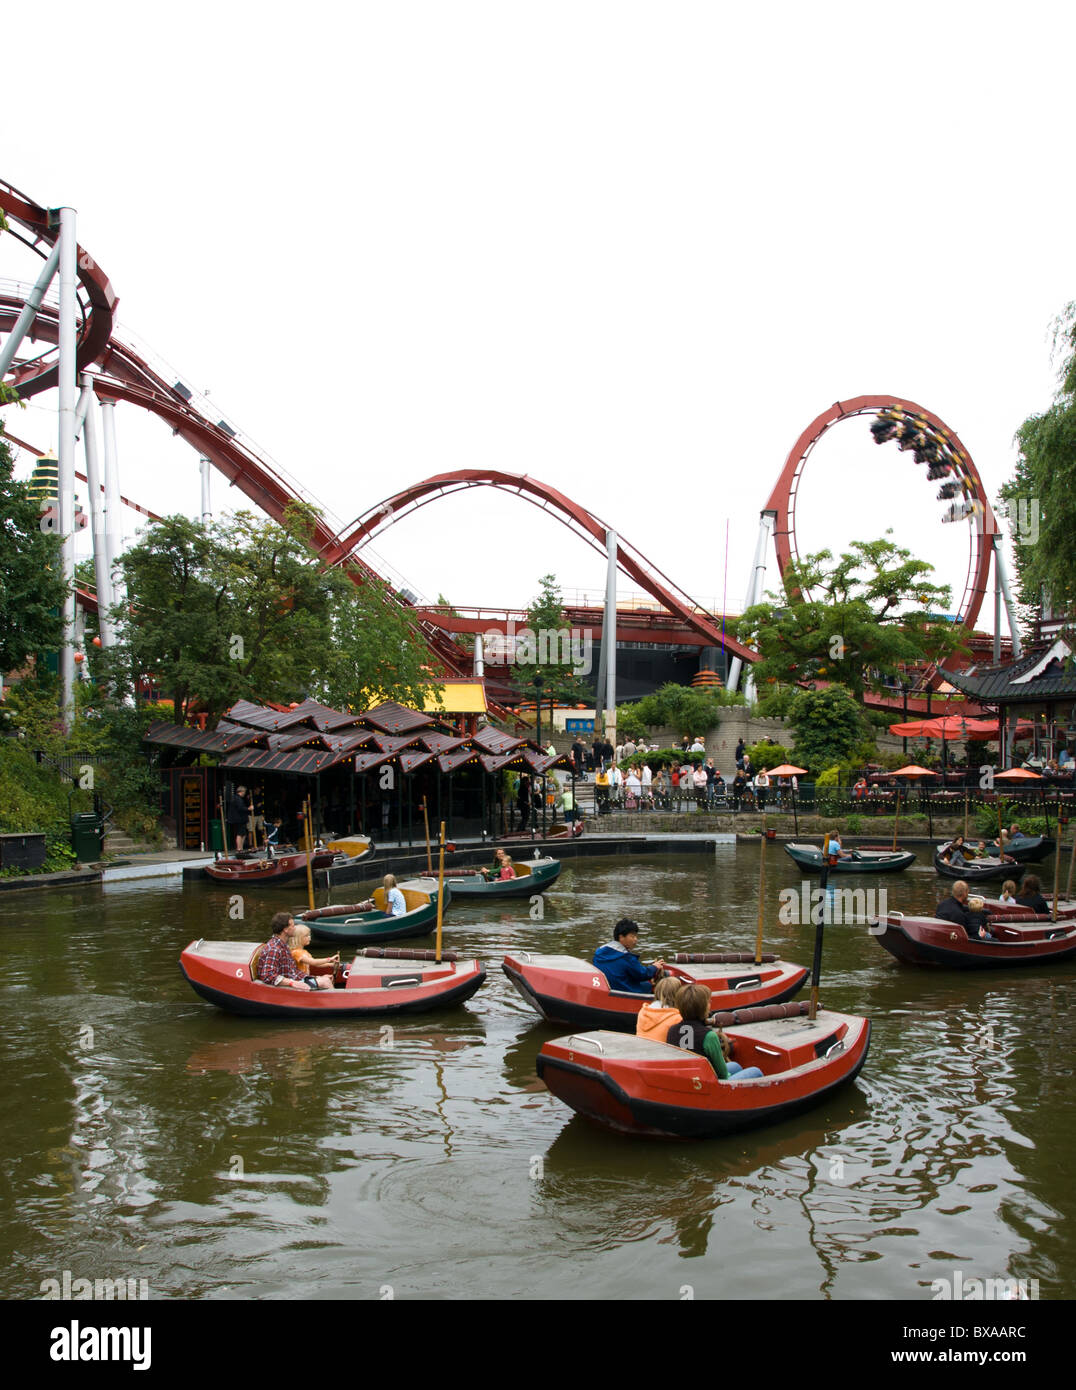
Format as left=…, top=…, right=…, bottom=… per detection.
left=92, top=636, right=102, bottom=648
left=73, top=651, right=85, bottom=664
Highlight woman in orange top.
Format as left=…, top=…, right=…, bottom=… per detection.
left=636, top=975, right=684, bottom=1040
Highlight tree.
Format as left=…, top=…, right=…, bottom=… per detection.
left=315, top=574, right=441, bottom=712
left=0, top=433, right=66, bottom=675
left=106, top=506, right=441, bottom=722
left=509, top=574, right=593, bottom=707
left=620, top=682, right=742, bottom=739
left=736, top=535, right=963, bottom=700
left=787, top=687, right=867, bottom=773
left=105, top=514, right=237, bottom=722
left=1001, top=302, right=1076, bottom=614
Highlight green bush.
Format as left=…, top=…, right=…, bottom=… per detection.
left=746, top=741, right=792, bottom=771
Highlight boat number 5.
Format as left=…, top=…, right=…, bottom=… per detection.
left=692, top=1076, right=702, bottom=1091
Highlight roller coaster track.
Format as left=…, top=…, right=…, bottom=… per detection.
left=1, top=177, right=757, bottom=677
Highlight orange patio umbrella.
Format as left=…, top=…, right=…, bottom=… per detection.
left=992, top=768, right=1047, bottom=843
left=765, top=764, right=808, bottom=833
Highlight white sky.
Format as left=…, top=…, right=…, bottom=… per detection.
left=3, top=1, right=1074, bottom=626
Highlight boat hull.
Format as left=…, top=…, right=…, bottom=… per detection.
left=503, top=952, right=810, bottom=1031
left=872, top=913, right=1076, bottom=969
left=933, top=849, right=1026, bottom=884
left=179, top=940, right=485, bottom=1017
left=536, top=1011, right=870, bottom=1139
left=301, top=877, right=447, bottom=944
left=784, top=844, right=916, bottom=874
left=445, top=858, right=561, bottom=899
left=205, top=850, right=337, bottom=885
left=305, top=901, right=438, bottom=945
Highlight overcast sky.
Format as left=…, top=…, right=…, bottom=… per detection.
left=3, top=1, right=1074, bottom=632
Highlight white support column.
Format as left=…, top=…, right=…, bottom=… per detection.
left=0, top=241, right=61, bottom=378
left=100, top=398, right=123, bottom=607
left=473, top=633, right=485, bottom=679
left=992, top=534, right=1023, bottom=660
left=729, top=510, right=776, bottom=699
left=602, top=530, right=617, bottom=744
left=57, top=208, right=78, bottom=730
left=78, top=377, right=113, bottom=646
left=200, top=456, right=212, bottom=523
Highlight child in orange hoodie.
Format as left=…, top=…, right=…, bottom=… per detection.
left=636, top=975, right=684, bottom=1041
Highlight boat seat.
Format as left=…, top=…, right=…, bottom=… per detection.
left=249, top=944, right=265, bottom=982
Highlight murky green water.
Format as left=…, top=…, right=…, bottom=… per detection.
left=2, top=847, right=1073, bottom=1300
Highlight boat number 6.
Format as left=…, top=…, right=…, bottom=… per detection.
left=235, top=969, right=243, bottom=978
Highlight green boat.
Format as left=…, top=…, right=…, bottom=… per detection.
left=784, top=843, right=916, bottom=874
left=300, top=877, right=447, bottom=945
left=444, top=856, right=562, bottom=899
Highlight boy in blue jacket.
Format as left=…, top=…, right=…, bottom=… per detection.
left=593, top=919, right=666, bottom=994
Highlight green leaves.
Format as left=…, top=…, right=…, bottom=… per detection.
left=1002, top=307, right=1076, bottom=616
left=787, top=687, right=867, bottom=774
left=107, top=509, right=438, bottom=721
left=0, top=435, right=66, bottom=673
left=736, top=535, right=961, bottom=699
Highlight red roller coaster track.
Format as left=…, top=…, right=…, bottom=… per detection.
left=765, top=396, right=996, bottom=645
left=1, top=177, right=757, bottom=676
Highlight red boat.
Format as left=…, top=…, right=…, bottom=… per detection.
left=871, top=909, right=1076, bottom=968
left=179, top=939, right=485, bottom=1017
left=204, top=847, right=338, bottom=885
left=536, top=1004, right=870, bottom=1139
left=978, top=895, right=1076, bottom=920
left=502, top=950, right=809, bottom=1031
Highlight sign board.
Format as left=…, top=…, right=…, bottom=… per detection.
left=565, top=718, right=595, bottom=734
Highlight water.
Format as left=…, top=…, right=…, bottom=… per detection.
left=2, top=848, right=1073, bottom=1300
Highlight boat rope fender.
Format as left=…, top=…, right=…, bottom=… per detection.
left=708, top=1000, right=810, bottom=1028
left=674, top=952, right=777, bottom=964
left=301, top=902, right=375, bottom=920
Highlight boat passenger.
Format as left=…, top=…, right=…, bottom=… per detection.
left=821, top=830, right=849, bottom=861
left=666, top=984, right=763, bottom=1080
left=257, top=912, right=333, bottom=990
left=998, top=879, right=1018, bottom=905
left=935, top=881, right=993, bottom=940
left=287, top=922, right=340, bottom=976
left=493, top=848, right=517, bottom=881
left=383, top=874, right=408, bottom=916
left=636, top=976, right=684, bottom=1040
left=593, top=919, right=667, bottom=994
left=1015, top=874, right=1049, bottom=915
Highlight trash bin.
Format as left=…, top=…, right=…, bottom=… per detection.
left=209, top=818, right=226, bottom=852
left=71, top=812, right=104, bottom=863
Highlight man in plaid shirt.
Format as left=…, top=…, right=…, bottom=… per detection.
left=257, top=912, right=333, bottom=991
